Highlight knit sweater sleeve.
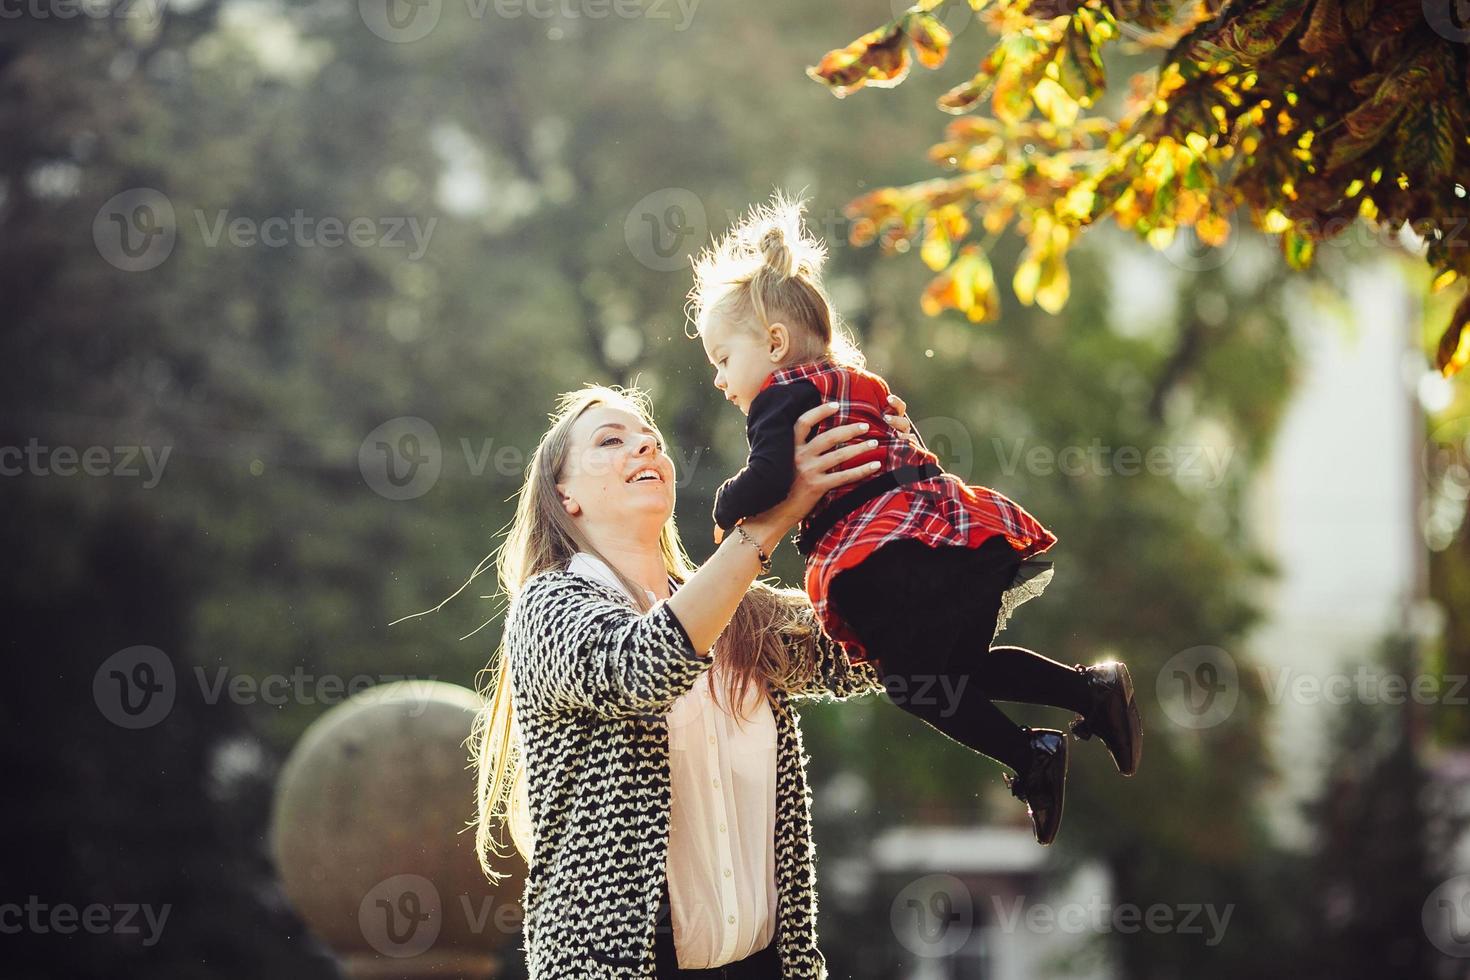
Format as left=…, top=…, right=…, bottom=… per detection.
left=506, top=571, right=712, bottom=719
left=776, top=603, right=886, bottom=704
left=712, top=379, right=823, bottom=532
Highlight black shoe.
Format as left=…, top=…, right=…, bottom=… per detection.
left=1068, top=660, right=1143, bottom=777
left=1001, top=727, right=1068, bottom=846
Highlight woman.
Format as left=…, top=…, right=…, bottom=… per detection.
left=471, top=383, right=915, bottom=979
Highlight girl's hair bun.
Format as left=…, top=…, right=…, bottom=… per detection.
left=686, top=189, right=865, bottom=371
left=758, top=225, right=793, bottom=279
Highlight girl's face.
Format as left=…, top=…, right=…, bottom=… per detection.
left=556, top=404, right=675, bottom=534
left=701, top=313, right=784, bottom=415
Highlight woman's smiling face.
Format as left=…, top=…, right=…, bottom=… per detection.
left=556, top=403, right=675, bottom=531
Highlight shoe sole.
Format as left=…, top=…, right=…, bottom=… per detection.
left=1046, top=740, right=1070, bottom=846
left=1040, top=735, right=1067, bottom=845
left=1113, top=662, right=1142, bottom=777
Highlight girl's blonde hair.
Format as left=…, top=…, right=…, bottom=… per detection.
left=465, top=384, right=824, bottom=882
left=686, top=191, right=865, bottom=370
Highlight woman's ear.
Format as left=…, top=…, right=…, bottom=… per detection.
left=767, top=322, right=790, bottom=362
left=555, top=484, right=581, bottom=516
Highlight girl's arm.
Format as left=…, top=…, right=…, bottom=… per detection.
left=671, top=400, right=880, bottom=655
left=712, top=380, right=824, bottom=534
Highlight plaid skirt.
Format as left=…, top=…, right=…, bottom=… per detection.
left=803, top=475, right=1057, bottom=664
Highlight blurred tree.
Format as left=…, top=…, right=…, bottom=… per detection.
left=1288, top=632, right=1465, bottom=980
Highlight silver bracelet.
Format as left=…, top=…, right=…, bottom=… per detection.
left=732, top=523, right=772, bottom=572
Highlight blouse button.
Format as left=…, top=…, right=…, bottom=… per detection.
left=723, top=868, right=732, bottom=877
left=727, top=915, right=736, bottom=924
left=719, top=823, right=726, bottom=833
left=712, top=778, right=720, bottom=788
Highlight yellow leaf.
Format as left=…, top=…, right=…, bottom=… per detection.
left=1196, top=211, right=1231, bottom=247
left=1059, top=181, right=1097, bottom=221
left=1013, top=255, right=1039, bottom=306
left=1031, top=76, right=1079, bottom=127
left=1261, top=208, right=1291, bottom=233
left=1435, top=291, right=1470, bottom=377
left=1034, top=250, right=1070, bottom=313
left=907, top=12, right=952, bottom=70
left=920, top=221, right=952, bottom=271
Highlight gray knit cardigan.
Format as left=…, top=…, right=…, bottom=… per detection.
left=505, top=568, right=885, bottom=979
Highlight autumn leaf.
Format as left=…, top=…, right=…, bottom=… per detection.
left=806, top=23, right=910, bottom=97
left=1281, top=224, right=1315, bottom=269
left=921, top=245, right=1000, bottom=321
left=811, top=0, right=1470, bottom=371
left=907, top=12, right=952, bottom=70
left=1435, top=290, right=1470, bottom=378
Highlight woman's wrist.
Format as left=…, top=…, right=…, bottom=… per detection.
left=736, top=514, right=786, bottom=559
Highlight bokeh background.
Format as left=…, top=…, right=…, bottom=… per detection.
left=5, top=1, right=1470, bottom=977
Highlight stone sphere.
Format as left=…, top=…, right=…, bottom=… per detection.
left=271, top=681, right=525, bottom=977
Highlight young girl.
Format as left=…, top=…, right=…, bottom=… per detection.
left=686, top=194, right=1142, bottom=845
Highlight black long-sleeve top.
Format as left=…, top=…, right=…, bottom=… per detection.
left=712, top=379, right=824, bottom=532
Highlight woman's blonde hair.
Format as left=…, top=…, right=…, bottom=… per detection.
left=686, top=190, right=865, bottom=370
left=464, top=384, right=822, bottom=882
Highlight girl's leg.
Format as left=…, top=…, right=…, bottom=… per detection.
left=963, top=646, right=1092, bottom=713
left=829, top=541, right=1035, bottom=774
left=874, top=654, right=1036, bottom=774
left=941, top=550, right=1092, bottom=713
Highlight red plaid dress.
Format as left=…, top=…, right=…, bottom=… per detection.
left=766, top=359, right=1059, bottom=665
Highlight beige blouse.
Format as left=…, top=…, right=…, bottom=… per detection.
left=565, top=552, right=778, bottom=969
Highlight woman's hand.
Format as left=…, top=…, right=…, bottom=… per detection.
left=884, top=393, right=923, bottom=450
left=740, top=402, right=882, bottom=549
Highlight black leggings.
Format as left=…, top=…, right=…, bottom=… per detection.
left=827, top=537, right=1091, bottom=776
